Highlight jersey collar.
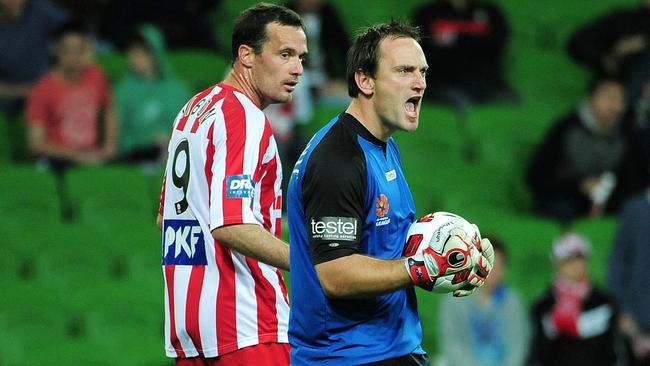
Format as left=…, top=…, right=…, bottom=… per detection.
left=340, top=113, right=387, bottom=152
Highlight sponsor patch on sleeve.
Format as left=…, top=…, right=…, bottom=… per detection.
left=310, top=216, right=359, bottom=242
left=226, top=174, right=254, bottom=198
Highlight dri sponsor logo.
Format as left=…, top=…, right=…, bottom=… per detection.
left=226, top=174, right=254, bottom=198
left=162, top=219, right=207, bottom=265
left=310, top=217, right=358, bottom=242
left=375, top=194, right=391, bottom=227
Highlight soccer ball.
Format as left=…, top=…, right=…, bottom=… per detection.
left=403, top=211, right=480, bottom=293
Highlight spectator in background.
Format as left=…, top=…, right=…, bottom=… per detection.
left=528, top=232, right=619, bottom=366
left=567, top=0, right=650, bottom=103
left=0, top=0, right=67, bottom=115
left=608, top=178, right=650, bottom=366
left=0, top=0, right=67, bottom=162
left=412, top=0, right=516, bottom=111
left=526, top=77, right=630, bottom=223
left=25, top=20, right=117, bottom=220
left=438, top=238, right=529, bottom=366
left=621, top=74, right=650, bottom=193
left=286, top=0, right=350, bottom=106
left=114, top=24, right=191, bottom=168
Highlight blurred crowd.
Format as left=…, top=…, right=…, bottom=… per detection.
left=1, top=0, right=649, bottom=365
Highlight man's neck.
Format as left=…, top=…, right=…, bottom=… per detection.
left=56, top=66, right=83, bottom=82
left=346, top=98, right=393, bottom=142
left=222, top=67, right=265, bottom=109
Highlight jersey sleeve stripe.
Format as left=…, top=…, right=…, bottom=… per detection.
left=253, top=120, right=273, bottom=182
left=259, top=154, right=278, bottom=232
left=256, top=122, right=276, bottom=231
left=221, top=93, right=247, bottom=225
left=205, top=122, right=216, bottom=211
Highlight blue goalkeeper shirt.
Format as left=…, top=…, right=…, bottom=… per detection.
left=287, top=113, right=424, bottom=365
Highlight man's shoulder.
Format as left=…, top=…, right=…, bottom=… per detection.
left=217, top=85, right=265, bottom=123
left=30, top=71, right=59, bottom=94
left=309, top=117, right=365, bottom=165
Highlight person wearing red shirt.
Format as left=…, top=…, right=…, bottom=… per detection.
left=25, top=19, right=117, bottom=220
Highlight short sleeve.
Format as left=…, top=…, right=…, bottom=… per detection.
left=302, top=137, right=367, bottom=264
left=208, top=92, right=272, bottom=230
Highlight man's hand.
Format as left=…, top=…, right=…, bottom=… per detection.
left=405, top=226, right=478, bottom=292
left=452, top=236, right=494, bottom=297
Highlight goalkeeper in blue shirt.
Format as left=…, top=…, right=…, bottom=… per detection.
left=286, top=20, right=495, bottom=365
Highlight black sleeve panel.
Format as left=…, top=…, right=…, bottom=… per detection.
left=302, top=119, right=367, bottom=265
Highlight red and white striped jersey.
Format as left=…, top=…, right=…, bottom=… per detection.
left=159, top=82, right=288, bottom=358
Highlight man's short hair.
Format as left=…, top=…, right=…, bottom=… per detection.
left=346, top=20, right=421, bottom=98
left=231, top=3, right=304, bottom=63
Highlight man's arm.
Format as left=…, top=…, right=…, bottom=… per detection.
left=27, top=123, right=101, bottom=163
left=0, top=82, right=32, bottom=98
left=156, top=213, right=163, bottom=231
left=156, top=216, right=289, bottom=270
left=315, top=254, right=412, bottom=298
left=212, top=224, right=289, bottom=271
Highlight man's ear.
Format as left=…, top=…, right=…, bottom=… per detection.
left=238, top=44, right=255, bottom=68
left=355, top=70, right=375, bottom=96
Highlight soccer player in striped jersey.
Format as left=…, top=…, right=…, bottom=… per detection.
left=156, top=4, right=307, bottom=365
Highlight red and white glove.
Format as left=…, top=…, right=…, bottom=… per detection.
left=404, top=226, right=477, bottom=292
left=452, top=235, right=494, bottom=297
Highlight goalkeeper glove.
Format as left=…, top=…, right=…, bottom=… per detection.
left=404, top=226, right=476, bottom=292
left=452, top=236, right=495, bottom=297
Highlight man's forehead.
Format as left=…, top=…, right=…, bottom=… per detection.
left=264, top=23, right=307, bottom=49
left=378, top=37, right=427, bottom=67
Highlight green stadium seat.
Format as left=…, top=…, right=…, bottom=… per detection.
left=170, top=51, right=229, bottom=93
left=0, top=112, right=9, bottom=165
left=66, top=165, right=157, bottom=224
left=400, top=104, right=464, bottom=163
left=0, top=281, right=70, bottom=364
left=85, top=300, right=164, bottom=363
left=469, top=212, right=563, bottom=303
left=0, top=165, right=60, bottom=224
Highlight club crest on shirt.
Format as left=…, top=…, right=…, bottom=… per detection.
left=375, top=194, right=391, bottom=227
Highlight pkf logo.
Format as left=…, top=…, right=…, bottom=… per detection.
left=375, top=194, right=390, bottom=218
left=226, top=174, right=254, bottom=198
left=162, top=219, right=207, bottom=265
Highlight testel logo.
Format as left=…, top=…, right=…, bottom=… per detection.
left=375, top=194, right=390, bottom=218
